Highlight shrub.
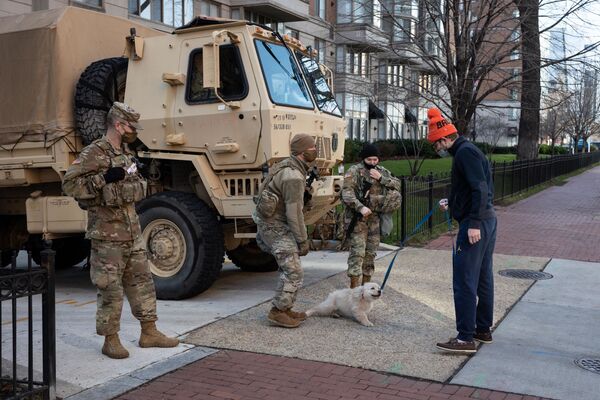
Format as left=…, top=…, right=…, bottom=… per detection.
left=539, top=144, right=568, bottom=155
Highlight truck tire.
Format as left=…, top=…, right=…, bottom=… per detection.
left=137, top=192, right=224, bottom=300
left=226, top=241, right=278, bottom=272
left=30, top=236, right=90, bottom=269
left=75, top=57, right=128, bottom=145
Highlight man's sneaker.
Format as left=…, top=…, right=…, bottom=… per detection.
left=436, top=338, right=477, bottom=354
left=473, top=331, right=493, bottom=344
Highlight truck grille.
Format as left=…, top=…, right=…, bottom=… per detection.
left=222, top=176, right=261, bottom=197
left=316, top=137, right=331, bottom=160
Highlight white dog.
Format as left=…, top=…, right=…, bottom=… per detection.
left=306, top=282, right=382, bottom=326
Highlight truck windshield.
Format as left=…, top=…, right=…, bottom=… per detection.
left=255, top=40, right=314, bottom=109
left=296, top=53, right=342, bottom=117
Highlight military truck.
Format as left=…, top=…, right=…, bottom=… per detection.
left=0, top=7, right=345, bottom=299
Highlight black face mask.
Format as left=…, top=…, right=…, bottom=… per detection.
left=363, top=162, right=376, bottom=170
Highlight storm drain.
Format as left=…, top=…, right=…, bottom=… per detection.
left=575, top=358, right=600, bottom=375
left=498, top=269, right=554, bottom=280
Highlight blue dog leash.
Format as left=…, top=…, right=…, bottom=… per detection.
left=380, top=206, right=455, bottom=291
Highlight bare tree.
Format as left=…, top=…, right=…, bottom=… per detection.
left=540, top=106, right=568, bottom=152
left=476, top=113, right=508, bottom=156
left=562, top=68, right=600, bottom=152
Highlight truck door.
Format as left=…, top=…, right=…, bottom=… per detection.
left=176, top=36, right=262, bottom=166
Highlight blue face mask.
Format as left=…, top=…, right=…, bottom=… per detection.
left=437, top=149, right=449, bottom=158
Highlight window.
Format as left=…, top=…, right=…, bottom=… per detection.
left=231, top=8, right=241, bottom=20
left=385, top=102, right=403, bottom=139
left=385, top=64, right=404, bottom=87
left=74, top=0, right=102, bottom=7
left=245, top=11, right=278, bottom=28
left=284, top=28, right=300, bottom=40
left=340, top=93, right=368, bottom=140
left=509, top=88, right=518, bottom=100
left=186, top=45, right=248, bottom=104
left=393, top=17, right=414, bottom=41
left=336, top=47, right=370, bottom=77
left=510, top=49, right=520, bottom=60
left=129, top=0, right=193, bottom=27
left=419, top=73, right=432, bottom=94
left=316, top=0, right=326, bottom=19
left=200, top=0, right=220, bottom=17
left=337, top=0, right=383, bottom=26
left=296, top=52, right=342, bottom=116
left=255, top=40, right=314, bottom=109
left=315, top=39, right=326, bottom=63
left=508, top=108, right=519, bottom=121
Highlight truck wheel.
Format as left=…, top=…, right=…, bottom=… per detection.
left=75, top=57, right=128, bottom=145
left=30, top=236, right=90, bottom=269
left=137, top=192, right=224, bottom=300
left=226, top=241, right=278, bottom=272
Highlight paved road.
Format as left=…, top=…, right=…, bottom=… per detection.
left=114, top=166, right=600, bottom=400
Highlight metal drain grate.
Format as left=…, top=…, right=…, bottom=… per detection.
left=575, top=358, right=600, bottom=374
left=498, top=269, right=553, bottom=280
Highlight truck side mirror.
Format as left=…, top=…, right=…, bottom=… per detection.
left=202, top=42, right=220, bottom=90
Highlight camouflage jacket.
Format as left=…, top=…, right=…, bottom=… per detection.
left=341, top=162, right=401, bottom=221
left=255, top=156, right=309, bottom=244
left=62, top=138, right=147, bottom=241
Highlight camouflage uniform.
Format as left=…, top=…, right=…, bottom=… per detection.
left=62, top=137, right=156, bottom=336
left=341, top=162, right=401, bottom=278
left=253, top=156, right=308, bottom=311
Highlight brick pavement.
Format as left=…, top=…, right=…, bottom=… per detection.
left=116, top=350, right=549, bottom=400
left=112, top=167, right=599, bottom=400
left=427, top=166, right=600, bottom=262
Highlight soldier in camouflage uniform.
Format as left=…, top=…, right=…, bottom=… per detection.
left=62, top=102, right=179, bottom=359
left=253, top=133, right=317, bottom=328
left=342, top=143, right=401, bottom=288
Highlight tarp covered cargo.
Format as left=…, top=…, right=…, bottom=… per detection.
left=0, top=7, right=165, bottom=147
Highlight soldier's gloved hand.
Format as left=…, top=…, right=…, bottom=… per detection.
left=298, top=240, right=310, bottom=256
left=103, top=167, right=126, bottom=184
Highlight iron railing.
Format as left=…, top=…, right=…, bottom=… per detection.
left=0, top=246, right=56, bottom=400
left=390, top=151, right=600, bottom=244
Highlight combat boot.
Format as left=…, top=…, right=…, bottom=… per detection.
left=102, top=334, right=129, bottom=359
left=362, top=275, right=371, bottom=285
left=285, top=308, right=307, bottom=321
left=268, top=307, right=301, bottom=328
left=350, top=276, right=361, bottom=288
left=139, top=321, right=180, bottom=348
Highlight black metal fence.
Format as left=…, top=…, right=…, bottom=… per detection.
left=0, top=246, right=56, bottom=400
left=390, top=151, right=600, bottom=244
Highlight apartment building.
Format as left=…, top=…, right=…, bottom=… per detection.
left=3, top=0, right=439, bottom=143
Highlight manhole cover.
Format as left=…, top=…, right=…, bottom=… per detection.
left=498, top=269, right=553, bottom=280
left=575, top=358, right=600, bottom=374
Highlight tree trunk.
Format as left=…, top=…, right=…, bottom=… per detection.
left=516, top=0, right=541, bottom=160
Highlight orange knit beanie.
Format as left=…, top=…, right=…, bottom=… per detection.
left=427, top=108, right=457, bottom=143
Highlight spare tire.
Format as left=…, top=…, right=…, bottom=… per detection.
left=75, top=57, right=128, bottom=145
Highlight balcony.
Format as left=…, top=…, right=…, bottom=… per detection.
left=334, top=23, right=389, bottom=51
left=231, top=0, right=309, bottom=22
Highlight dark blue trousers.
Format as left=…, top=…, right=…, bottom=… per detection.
left=453, top=217, right=497, bottom=342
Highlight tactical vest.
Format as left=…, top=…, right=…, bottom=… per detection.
left=254, top=158, right=304, bottom=218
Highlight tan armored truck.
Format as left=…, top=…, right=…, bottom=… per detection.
left=0, top=7, right=346, bottom=299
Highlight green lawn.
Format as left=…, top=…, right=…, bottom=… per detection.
left=371, top=154, right=517, bottom=176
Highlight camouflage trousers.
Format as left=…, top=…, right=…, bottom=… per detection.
left=90, top=237, right=157, bottom=336
left=256, top=220, right=303, bottom=311
left=347, top=215, right=380, bottom=278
